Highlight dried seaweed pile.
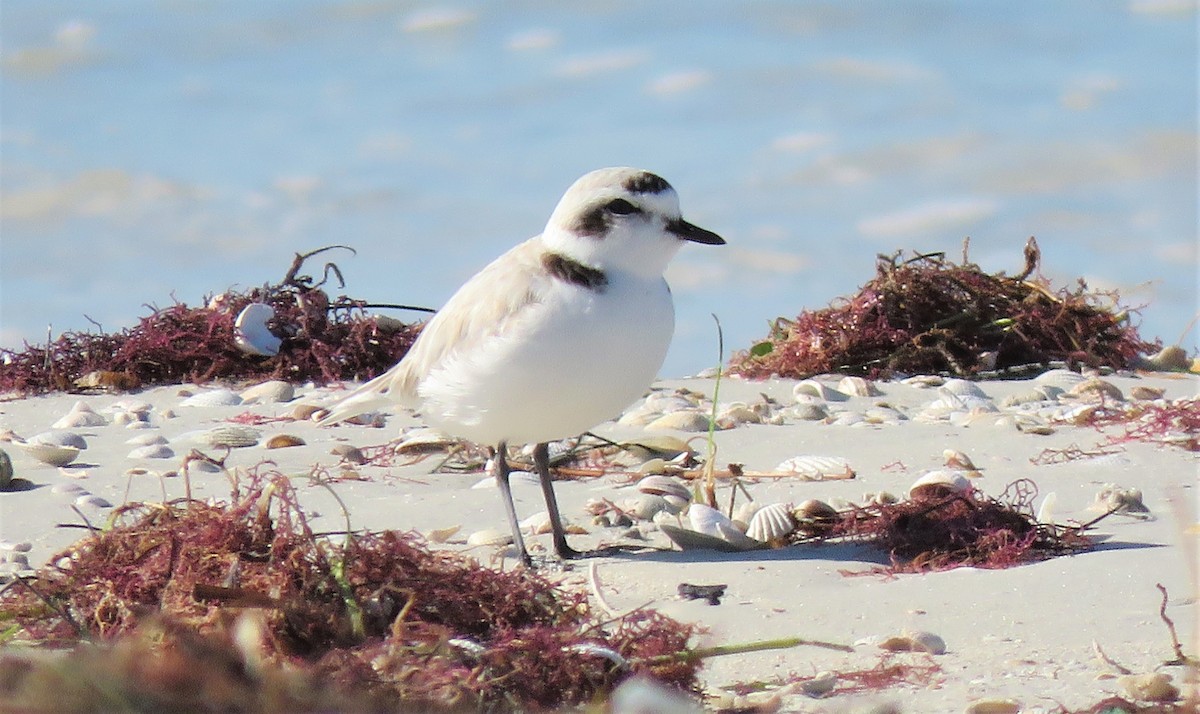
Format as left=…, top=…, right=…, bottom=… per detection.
left=731, top=240, right=1158, bottom=380
left=826, top=479, right=1092, bottom=572
left=0, top=469, right=698, bottom=711
left=0, top=247, right=421, bottom=395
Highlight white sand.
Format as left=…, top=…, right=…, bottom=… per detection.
left=1, top=371, right=1196, bottom=712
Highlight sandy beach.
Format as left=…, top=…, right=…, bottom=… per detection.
left=1, top=369, right=1196, bottom=712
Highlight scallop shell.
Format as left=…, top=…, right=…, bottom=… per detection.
left=234, top=302, right=282, bottom=357
left=1033, top=368, right=1086, bottom=391
left=20, top=442, right=80, bottom=467
left=908, top=469, right=972, bottom=499
left=791, top=499, right=839, bottom=535
left=203, top=425, right=261, bottom=448
left=52, top=401, right=108, bottom=429
left=645, top=409, right=712, bottom=432
left=466, top=528, right=513, bottom=547
left=836, top=376, right=880, bottom=397
left=938, top=379, right=988, bottom=399
left=127, top=444, right=175, bottom=459
left=1066, top=377, right=1124, bottom=402
left=774, top=455, right=855, bottom=480
left=793, top=379, right=847, bottom=402
left=29, top=430, right=88, bottom=450
left=181, top=389, right=244, bottom=408
left=636, top=475, right=692, bottom=502
left=239, top=379, right=295, bottom=404
left=745, top=503, right=796, bottom=543
left=265, top=434, right=305, bottom=449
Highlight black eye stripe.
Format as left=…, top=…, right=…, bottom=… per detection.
left=605, top=198, right=640, bottom=215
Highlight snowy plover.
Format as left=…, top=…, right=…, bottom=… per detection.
left=319, top=167, right=724, bottom=564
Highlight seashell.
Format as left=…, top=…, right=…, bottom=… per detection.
left=878, top=630, right=945, bottom=654
left=636, top=458, right=666, bottom=475
left=128, top=444, right=174, bottom=459
left=394, top=427, right=457, bottom=454
left=1036, top=492, right=1057, bottom=524
left=745, top=503, right=796, bottom=544
left=642, top=390, right=701, bottom=413
left=636, top=475, right=692, bottom=502
left=181, top=389, right=243, bottom=408
left=520, top=511, right=553, bottom=535
left=659, top=523, right=762, bottom=552
left=625, top=494, right=669, bottom=521
left=234, top=302, right=282, bottom=356
left=616, top=405, right=659, bottom=426
left=1129, top=385, right=1165, bottom=401
left=0, top=448, right=12, bottom=489
left=1118, top=672, right=1179, bottom=702
left=863, top=405, right=906, bottom=424
left=1066, top=377, right=1123, bottom=402
left=900, top=375, right=944, bottom=388
left=20, top=442, right=80, bottom=467
left=645, top=409, right=712, bottom=432
left=939, top=379, right=988, bottom=399
left=688, top=503, right=734, bottom=538
left=239, top=380, right=296, bottom=404
left=837, top=376, right=881, bottom=397
left=1033, top=368, right=1086, bottom=390
left=426, top=525, right=461, bottom=543
left=1141, top=344, right=1189, bottom=371
left=799, top=671, right=838, bottom=698
left=731, top=500, right=760, bottom=526
left=52, top=401, right=108, bottom=429
left=265, top=434, right=305, bottom=449
left=1092, top=484, right=1151, bottom=515
left=125, top=433, right=167, bottom=446
left=793, top=379, right=847, bottom=402
left=908, top=470, right=971, bottom=500
left=290, top=403, right=326, bottom=421
left=791, top=499, right=839, bottom=535
left=75, top=493, right=113, bottom=509
left=202, top=425, right=261, bottom=448
left=330, top=444, right=368, bottom=464
left=964, top=699, right=1021, bottom=714
left=942, top=448, right=976, bottom=470
left=466, top=528, right=513, bottom=547
left=1001, top=386, right=1062, bottom=407
left=716, top=402, right=761, bottom=428
left=0, top=540, right=32, bottom=553
left=620, top=435, right=693, bottom=461
left=110, top=399, right=153, bottom=417
left=29, top=430, right=88, bottom=450
left=827, top=410, right=866, bottom=427
left=791, top=402, right=829, bottom=421
left=774, top=455, right=855, bottom=480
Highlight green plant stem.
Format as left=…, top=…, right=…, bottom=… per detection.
left=634, top=635, right=852, bottom=666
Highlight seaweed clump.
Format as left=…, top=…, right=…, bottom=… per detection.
left=0, top=467, right=699, bottom=711
left=825, top=478, right=1092, bottom=572
left=0, top=246, right=423, bottom=395
left=731, top=239, right=1158, bottom=380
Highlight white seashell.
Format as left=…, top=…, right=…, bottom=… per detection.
left=939, top=379, right=988, bottom=399
left=791, top=402, right=829, bottom=421
left=1066, top=377, right=1124, bottom=402
left=125, top=433, right=168, bottom=446
left=52, top=401, right=108, bottom=429
left=793, top=379, right=847, bottom=402
left=394, top=427, right=457, bottom=453
left=624, top=494, right=669, bottom=521
left=863, top=405, right=906, bottom=424
left=109, top=399, right=153, bottom=417
left=20, top=442, right=80, bottom=467
left=128, top=444, right=175, bottom=460
left=181, top=389, right=244, bottom=408
left=1033, top=368, right=1086, bottom=390
left=616, top=406, right=659, bottom=426
left=745, top=503, right=796, bottom=543
left=239, top=379, right=295, bottom=404
left=827, top=410, right=866, bottom=427
left=29, top=430, right=88, bottom=450
left=900, top=375, right=944, bottom=388
left=520, top=511, right=553, bottom=535
left=202, top=425, right=261, bottom=448
left=1001, top=386, right=1062, bottom=407
left=908, top=469, right=972, bottom=499
left=731, top=500, right=760, bottom=525
left=234, top=302, right=282, bottom=356
left=774, top=455, right=855, bottom=479
left=942, top=449, right=976, bottom=470
left=642, top=391, right=701, bottom=413
left=716, top=402, right=761, bottom=427
left=837, top=376, right=880, bottom=397
left=466, top=528, right=513, bottom=547
left=645, top=409, right=712, bottom=432
left=1036, top=492, right=1057, bottom=524
left=636, top=475, right=692, bottom=502
left=75, top=493, right=113, bottom=509
left=1092, top=484, right=1151, bottom=515
left=688, top=504, right=735, bottom=538
left=908, top=630, right=947, bottom=654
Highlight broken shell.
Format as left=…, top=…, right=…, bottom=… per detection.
left=791, top=499, right=839, bottom=536
left=836, top=376, right=880, bottom=397
left=466, top=528, right=513, bottom=547
left=30, top=430, right=88, bottom=450
left=645, top=409, right=712, bottom=432
left=774, top=455, right=855, bottom=480
left=1118, top=672, right=1179, bottom=702
left=239, top=379, right=295, bottom=404
left=19, top=442, right=80, bottom=467
left=234, top=302, right=282, bottom=357
left=265, top=434, right=306, bottom=449
left=1067, top=377, right=1124, bottom=402
left=793, top=379, right=847, bottom=402
left=330, top=444, right=368, bottom=464
left=203, top=425, right=261, bottom=448
left=426, top=525, right=461, bottom=543
left=52, top=401, right=108, bottom=429
left=127, top=444, right=175, bottom=459
left=636, top=474, right=692, bottom=502
left=908, top=470, right=971, bottom=500
left=745, top=503, right=796, bottom=544
left=1129, top=385, right=1165, bottom=401
left=181, top=389, right=244, bottom=407
left=942, top=448, right=977, bottom=470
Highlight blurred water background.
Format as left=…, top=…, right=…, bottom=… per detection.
left=2, top=1, right=1196, bottom=377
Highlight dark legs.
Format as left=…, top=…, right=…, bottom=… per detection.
left=531, top=442, right=582, bottom=560
left=492, top=440, right=533, bottom=567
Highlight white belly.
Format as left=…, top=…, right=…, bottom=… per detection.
left=417, top=275, right=674, bottom=445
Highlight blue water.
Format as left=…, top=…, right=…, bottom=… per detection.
left=2, top=1, right=1196, bottom=376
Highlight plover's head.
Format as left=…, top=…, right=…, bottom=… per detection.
left=542, top=167, right=724, bottom=278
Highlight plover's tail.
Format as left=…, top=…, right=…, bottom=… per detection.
left=316, top=369, right=406, bottom=426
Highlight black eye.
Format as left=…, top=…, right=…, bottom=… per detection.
left=605, top=198, right=639, bottom=215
